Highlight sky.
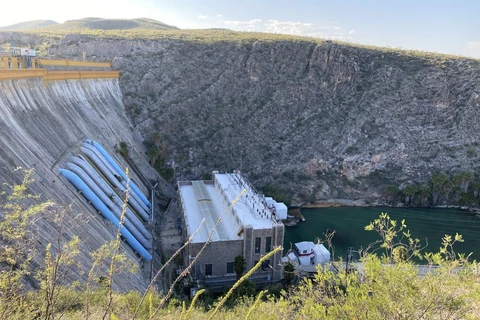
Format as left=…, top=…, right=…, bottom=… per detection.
left=1, top=0, right=479, bottom=58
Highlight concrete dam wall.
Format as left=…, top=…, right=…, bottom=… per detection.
left=0, top=78, right=152, bottom=291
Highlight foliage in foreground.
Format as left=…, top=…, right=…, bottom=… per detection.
left=66, top=214, right=480, bottom=319
left=1, top=169, right=479, bottom=319
left=27, top=251, right=480, bottom=320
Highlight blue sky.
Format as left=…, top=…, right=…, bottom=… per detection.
left=2, top=0, right=479, bottom=58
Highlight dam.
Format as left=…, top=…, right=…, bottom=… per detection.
left=0, top=69, right=169, bottom=291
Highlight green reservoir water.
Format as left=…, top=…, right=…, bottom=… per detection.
left=284, top=207, right=480, bottom=262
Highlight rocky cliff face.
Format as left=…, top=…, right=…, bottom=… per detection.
left=20, top=32, right=480, bottom=205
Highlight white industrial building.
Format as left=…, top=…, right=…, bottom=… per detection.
left=178, top=171, right=286, bottom=287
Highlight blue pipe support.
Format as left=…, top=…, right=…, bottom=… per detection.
left=58, top=169, right=152, bottom=261
left=86, top=139, right=151, bottom=208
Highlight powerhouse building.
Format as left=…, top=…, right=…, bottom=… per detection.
left=178, top=171, right=286, bottom=286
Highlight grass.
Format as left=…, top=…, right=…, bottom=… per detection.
left=1, top=27, right=478, bottom=64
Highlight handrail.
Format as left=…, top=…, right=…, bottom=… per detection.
left=0, top=69, right=47, bottom=79
left=44, top=71, right=120, bottom=80
left=36, top=59, right=111, bottom=68
left=0, top=69, right=119, bottom=81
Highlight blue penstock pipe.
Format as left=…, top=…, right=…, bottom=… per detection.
left=58, top=168, right=152, bottom=260
left=86, top=139, right=151, bottom=208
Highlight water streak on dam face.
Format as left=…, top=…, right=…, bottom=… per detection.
left=0, top=78, right=149, bottom=291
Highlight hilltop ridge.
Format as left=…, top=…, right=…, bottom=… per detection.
left=0, top=20, right=58, bottom=30
left=0, top=17, right=178, bottom=33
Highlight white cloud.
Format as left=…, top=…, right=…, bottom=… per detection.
left=263, top=20, right=347, bottom=40
left=467, top=42, right=480, bottom=49
left=218, top=18, right=352, bottom=41
left=217, top=14, right=223, bottom=17
left=349, top=30, right=356, bottom=35
left=197, top=15, right=208, bottom=20
left=224, top=19, right=262, bottom=27
left=265, top=20, right=321, bottom=36
left=222, top=19, right=262, bottom=31
left=466, top=41, right=480, bottom=58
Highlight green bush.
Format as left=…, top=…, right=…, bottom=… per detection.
left=119, top=141, right=129, bottom=157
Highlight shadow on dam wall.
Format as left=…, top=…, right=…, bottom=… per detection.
left=0, top=78, right=150, bottom=291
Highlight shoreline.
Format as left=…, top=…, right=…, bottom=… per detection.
left=297, top=199, right=480, bottom=214
left=282, top=200, right=480, bottom=227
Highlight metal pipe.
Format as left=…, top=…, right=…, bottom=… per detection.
left=71, top=156, right=152, bottom=239
left=74, top=155, right=151, bottom=225
left=66, top=162, right=152, bottom=248
left=151, top=181, right=158, bottom=224
left=86, top=139, right=151, bottom=208
left=80, top=147, right=150, bottom=222
left=83, top=143, right=151, bottom=214
left=58, top=169, right=152, bottom=260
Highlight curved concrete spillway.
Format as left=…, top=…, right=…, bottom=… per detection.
left=0, top=78, right=154, bottom=291
left=58, top=169, right=152, bottom=260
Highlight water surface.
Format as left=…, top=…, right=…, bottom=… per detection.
left=284, top=207, right=480, bottom=262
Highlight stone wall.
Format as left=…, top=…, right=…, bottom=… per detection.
left=188, top=240, right=243, bottom=278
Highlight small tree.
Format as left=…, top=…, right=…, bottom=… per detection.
left=0, top=169, right=52, bottom=318
left=364, top=212, right=425, bottom=263
left=119, top=141, right=129, bottom=158
left=233, top=279, right=256, bottom=299
left=147, top=147, right=161, bottom=166
left=384, top=185, right=402, bottom=204
left=152, top=132, right=161, bottom=147
left=403, top=184, right=418, bottom=205
left=283, top=262, right=295, bottom=286
left=233, top=255, right=246, bottom=281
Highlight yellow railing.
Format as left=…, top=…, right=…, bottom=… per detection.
left=0, top=57, right=112, bottom=70
left=0, top=69, right=47, bottom=80
left=0, top=69, right=119, bottom=81
left=0, top=56, right=117, bottom=80
left=0, top=57, right=26, bottom=69
left=36, top=59, right=111, bottom=68
left=43, top=70, right=120, bottom=80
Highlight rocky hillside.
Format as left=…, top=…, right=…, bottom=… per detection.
left=0, top=20, right=58, bottom=30
left=39, top=18, right=178, bottom=32
left=122, top=40, right=480, bottom=206
left=6, top=30, right=480, bottom=205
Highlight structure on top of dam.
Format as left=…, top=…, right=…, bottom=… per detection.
left=0, top=45, right=119, bottom=80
